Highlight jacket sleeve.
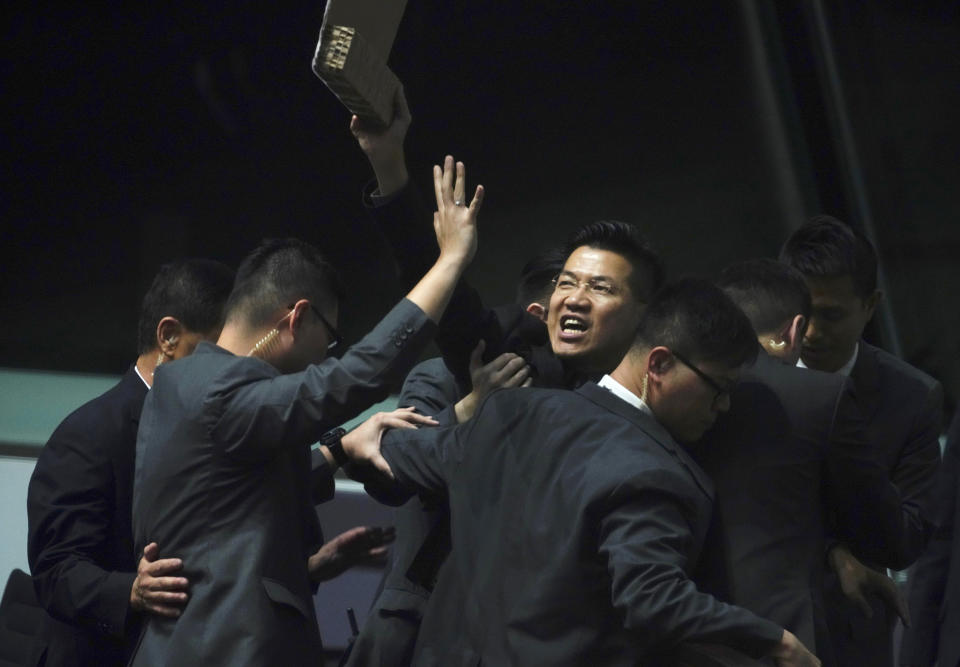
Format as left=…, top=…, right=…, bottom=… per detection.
left=396, top=358, right=462, bottom=426
left=27, top=416, right=135, bottom=639
left=886, top=381, right=944, bottom=569
left=825, top=378, right=908, bottom=564
left=599, top=471, right=784, bottom=658
left=899, top=412, right=958, bottom=666
left=207, top=298, right=435, bottom=463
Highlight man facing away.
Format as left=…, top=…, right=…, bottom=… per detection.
left=130, top=158, right=482, bottom=666
left=692, top=258, right=908, bottom=666
left=344, top=247, right=564, bottom=666
left=345, top=279, right=822, bottom=667
left=28, top=258, right=234, bottom=666
left=780, top=215, right=943, bottom=667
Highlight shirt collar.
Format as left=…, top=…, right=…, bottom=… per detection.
left=133, top=363, right=151, bottom=389
left=797, top=342, right=859, bottom=377
left=598, top=374, right=654, bottom=416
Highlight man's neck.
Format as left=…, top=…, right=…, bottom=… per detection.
left=134, top=351, right=160, bottom=388
left=216, top=324, right=263, bottom=358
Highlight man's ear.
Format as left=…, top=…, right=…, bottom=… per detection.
left=156, top=317, right=184, bottom=358
left=525, top=302, right=547, bottom=321
left=287, top=300, right=310, bottom=337
left=646, top=346, right=674, bottom=380
left=863, top=289, right=882, bottom=319
left=786, top=314, right=806, bottom=350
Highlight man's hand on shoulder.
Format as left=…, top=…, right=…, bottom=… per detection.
left=455, top=340, right=531, bottom=423
left=130, top=542, right=189, bottom=618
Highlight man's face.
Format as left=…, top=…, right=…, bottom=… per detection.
left=281, top=301, right=340, bottom=373
left=654, top=354, right=739, bottom=443
left=801, top=275, right=877, bottom=372
left=547, top=247, right=644, bottom=375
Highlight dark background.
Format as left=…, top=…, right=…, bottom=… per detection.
left=4, top=1, right=959, bottom=418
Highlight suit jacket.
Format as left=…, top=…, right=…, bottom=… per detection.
left=379, top=382, right=784, bottom=666
left=129, top=299, right=435, bottom=667
left=823, top=341, right=942, bottom=667
left=691, top=351, right=899, bottom=665
left=27, top=366, right=147, bottom=667
left=900, top=409, right=960, bottom=667
left=344, top=358, right=461, bottom=667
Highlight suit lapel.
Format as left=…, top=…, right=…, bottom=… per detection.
left=849, top=341, right=883, bottom=422
left=576, top=382, right=715, bottom=500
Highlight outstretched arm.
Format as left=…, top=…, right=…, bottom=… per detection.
left=404, top=156, right=483, bottom=323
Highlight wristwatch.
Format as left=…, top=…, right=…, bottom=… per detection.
left=320, top=427, right=348, bottom=466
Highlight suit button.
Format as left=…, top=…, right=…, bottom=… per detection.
left=404, top=326, right=414, bottom=333
left=395, top=340, right=403, bottom=347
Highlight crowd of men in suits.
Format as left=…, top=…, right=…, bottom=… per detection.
left=24, top=91, right=956, bottom=667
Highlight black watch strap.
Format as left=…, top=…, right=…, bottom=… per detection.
left=320, top=427, right=348, bottom=466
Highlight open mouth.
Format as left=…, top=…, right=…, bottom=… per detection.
left=559, top=315, right=588, bottom=337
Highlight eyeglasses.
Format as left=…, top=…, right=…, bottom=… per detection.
left=671, top=350, right=732, bottom=407
left=288, top=303, right=342, bottom=350
left=552, top=273, right=620, bottom=298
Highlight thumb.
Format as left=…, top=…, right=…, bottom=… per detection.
left=469, top=340, right=486, bottom=371
left=142, top=542, right=159, bottom=562
left=849, top=587, right=874, bottom=619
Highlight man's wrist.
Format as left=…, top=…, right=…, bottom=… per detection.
left=320, top=428, right=349, bottom=468
left=371, top=157, right=408, bottom=198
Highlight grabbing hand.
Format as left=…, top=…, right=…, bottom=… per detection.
left=341, top=407, right=438, bottom=478
left=455, top=340, right=531, bottom=422
left=308, top=525, right=397, bottom=582
left=350, top=86, right=411, bottom=196
left=433, top=155, right=484, bottom=266
left=828, top=543, right=910, bottom=626
left=771, top=629, right=821, bottom=667
left=129, top=542, right=189, bottom=618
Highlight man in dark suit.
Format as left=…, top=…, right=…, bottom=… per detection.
left=345, top=279, right=821, bottom=666
left=692, top=259, right=907, bottom=666
left=343, top=249, right=561, bottom=666
left=900, top=408, right=960, bottom=667
left=27, top=258, right=235, bottom=667
left=130, top=159, right=482, bottom=666
left=780, top=216, right=943, bottom=667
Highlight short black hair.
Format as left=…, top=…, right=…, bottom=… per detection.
left=634, top=277, right=758, bottom=368
left=225, top=238, right=344, bottom=327
left=515, top=246, right=566, bottom=307
left=717, top=259, right=811, bottom=335
left=563, top=220, right=666, bottom=304
left=779, top=215, right=878, bottom=299
left=137, top=258, right=235, bottom=354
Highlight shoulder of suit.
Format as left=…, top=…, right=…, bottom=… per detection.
left=45, top=367, right=145, bottom=444
left=862, top=341, right=941, bottom=393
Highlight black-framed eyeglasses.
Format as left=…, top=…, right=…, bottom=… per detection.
left=551, top=272, right=621, bottom=298
left=289, top=303, right=342, bottom=350
left=672, top=350, right=731, bottom=407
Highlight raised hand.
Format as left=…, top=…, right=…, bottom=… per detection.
left=350, top=86, right=411, bottom=196
left=308, top=525, right=397, bottom=582
left=341, top=406, right=438, bottom=478
left=432, top=155, right=484, bottom=267
left=130, top=542, right=189, bottom=618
